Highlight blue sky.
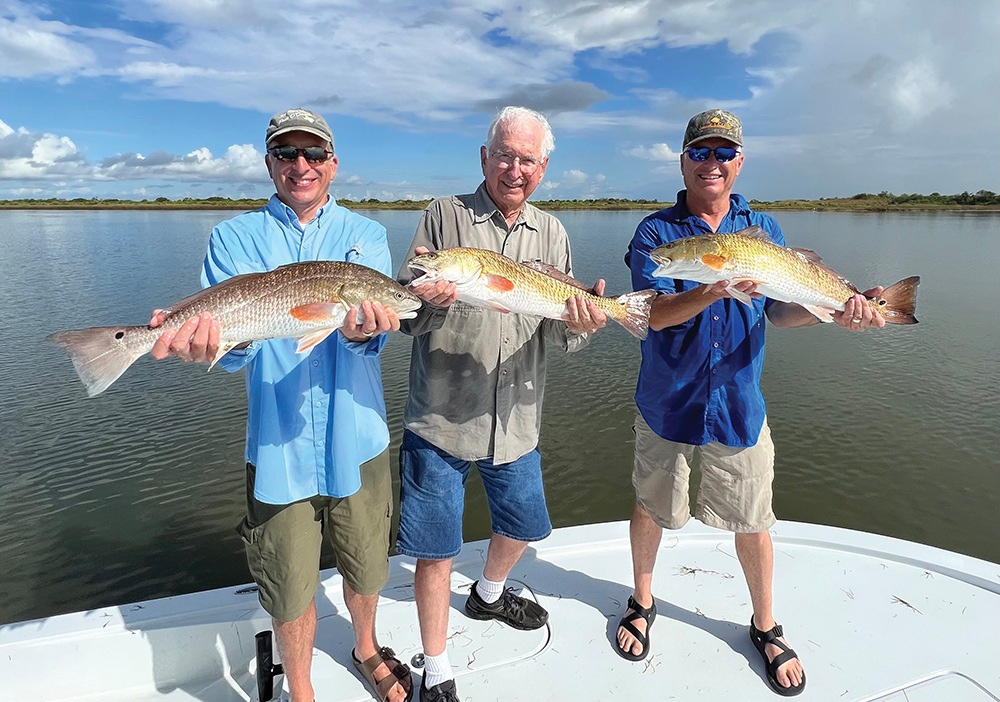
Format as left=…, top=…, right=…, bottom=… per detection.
left=1, top=0, right=997, bottom=202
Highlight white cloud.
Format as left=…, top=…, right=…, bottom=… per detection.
left=629, top=143, right=681, bottom=162
left=0, top=118, right=268, bottom=183
left=562, top=169, right=587, bottom=185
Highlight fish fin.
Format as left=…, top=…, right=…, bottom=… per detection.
left=47, top=326, right=149, bottom=396
left=484, top=300, right=512, bottom=314
left=289, top=302, right=343, bottom=323
left=789, top=247, right=823, bottom=264
left=725, top=284, right=755, bottom=307
left=873, top=276, right=920, bottom=324
left=484, top=274, right=516, bottom=292
left=701, top=253, right=728, bottom=270
left=803, top=304, right=836, bottom=323
left=520, top=261, right=593, bottom=293
left=613, top=289, right=657, bottom=339
left=735, top=225, right=769, bottom=241
left=208, top=341, right=237, bottom=370
left=295, top=329, right=336, bottom=353
left=731, top=277, right=768, bottom=286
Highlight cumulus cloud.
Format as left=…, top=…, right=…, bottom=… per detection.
left=629, top=143, right=681, bottom=162
left=2, top=0, right=997, bottom=198
left=562, top=169, right=588, bottom=185
left=0, top=118, right=268, bottom=183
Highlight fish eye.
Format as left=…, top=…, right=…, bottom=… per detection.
left=878, top=299, right=886, bottom=306
left=395, top=291, right=404, bottom=299
left=115, top=331, right=125, bottom=339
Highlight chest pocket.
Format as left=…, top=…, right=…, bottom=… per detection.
left=345, top=243, right=364, bottom=265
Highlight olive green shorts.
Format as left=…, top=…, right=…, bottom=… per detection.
left=237, top=450, right=392, bottom=622
left=632, top=412, right=776, bottom=533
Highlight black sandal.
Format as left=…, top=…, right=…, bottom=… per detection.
left=749, top=618, right=806, bottom=696
left=614, top=595, right=656, bottom=661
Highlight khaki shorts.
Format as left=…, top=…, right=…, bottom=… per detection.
left=633, top=412, right=775, bottom=533
left=237, top=450, right=392, bottom=622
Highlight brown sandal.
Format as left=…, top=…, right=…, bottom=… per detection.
left=352, top=646, right=414, bottom=702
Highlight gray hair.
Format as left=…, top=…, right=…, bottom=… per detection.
left=485, top=106, right=555, bottom=159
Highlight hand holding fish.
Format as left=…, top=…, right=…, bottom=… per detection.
left=407, top=246, right=459, bottom=307
left=565, top=279, right=608, bottom=334
left=149, top=310, right=222, bottom=363
left=831, top=288, right=886, bottom=332
left=707, top=279, right=762, bottom=301
left=339, top=300, right=402, bottom=341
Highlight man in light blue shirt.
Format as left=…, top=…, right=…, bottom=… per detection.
left=150, top=109, right=413, bottom=702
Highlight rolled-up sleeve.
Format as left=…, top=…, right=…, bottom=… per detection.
left=398, top=207, right=450, bottom=336
left=200, top=228, right=261, bottom=371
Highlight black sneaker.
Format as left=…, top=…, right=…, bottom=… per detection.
left=420, top=676, right=460, bottom=702
left=464, top=581, right=549, bottom=630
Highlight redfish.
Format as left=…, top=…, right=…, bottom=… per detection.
left=407, top=247, right=655, bottom=338
left=49, top=261, right=422, bottom=396
left=650, top=226, right=919, bottom=324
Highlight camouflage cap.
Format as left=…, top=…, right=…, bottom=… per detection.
left=682, top=109, right=743, bottom=149
left=265, top=108, right=334, bottom=148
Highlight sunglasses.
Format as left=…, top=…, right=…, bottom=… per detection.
left=268, top=145, right=335, bottom=163
left=685, top=146, right=741, bottom=163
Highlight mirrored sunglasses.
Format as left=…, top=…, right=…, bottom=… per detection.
left=686, top=146, right=741, bottom=163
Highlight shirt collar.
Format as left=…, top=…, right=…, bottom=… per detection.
left=266, top=194, right=331, bottom=231
left=471, top=181, right=540, bottom=232
left=667, top=190, right=751, bottom=224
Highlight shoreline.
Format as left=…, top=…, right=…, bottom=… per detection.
left=1, top=200, right=998, bottom=213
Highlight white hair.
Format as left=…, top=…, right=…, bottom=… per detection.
left=485, top=106, right=555, bottom=159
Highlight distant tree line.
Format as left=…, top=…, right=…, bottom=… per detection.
left=1, top=192, right=997, bottom=209
left=847, top=190, right=1000, bottom=205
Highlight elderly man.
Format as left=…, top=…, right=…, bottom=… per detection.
left=397, top=105, right=607, bottom=702
left=617, top=109, right=885, bottom=696
left=149, top=108, right=413, bottom=702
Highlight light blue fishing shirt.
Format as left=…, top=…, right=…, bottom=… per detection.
left=625, top=191, right=785, bottom=448
left=205, top=194, right=391, bottom=504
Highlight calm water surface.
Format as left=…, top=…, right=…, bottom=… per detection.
left=0, top=208, right=997, bottom=625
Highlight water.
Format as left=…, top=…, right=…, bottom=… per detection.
left=0, top=208, right=996, bottom=625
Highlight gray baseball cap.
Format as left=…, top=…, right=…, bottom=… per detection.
left=682, top=109, right=743, bottom=148
left=265, top=108, right=334, bottom=148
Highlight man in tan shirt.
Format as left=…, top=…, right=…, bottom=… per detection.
left=396, top=106, right=607, bottom=702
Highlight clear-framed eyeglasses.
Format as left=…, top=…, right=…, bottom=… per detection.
left=489, top=149, right=543, bottom=175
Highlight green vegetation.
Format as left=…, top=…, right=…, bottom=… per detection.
left=751, top=190, right=1000, bottom=211
left=1, top=191, right=997, bottom=211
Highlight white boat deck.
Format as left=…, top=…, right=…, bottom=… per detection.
left=2, top=520, right=998, bottom=702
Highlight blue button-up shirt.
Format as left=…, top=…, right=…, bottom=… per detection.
left=625, top=191, right=785, bottom=447
left=205, top=195, right=391, bottom=503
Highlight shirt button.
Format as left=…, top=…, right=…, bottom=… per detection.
left=312, top=360, right=319, bottom=366
left=713, top=342, right=720, bottom=348
left=502, top=370, right=508, bottom=375
left=713, top=316, right=720, bottom=321
left=315, top=401, right=322, bottom=407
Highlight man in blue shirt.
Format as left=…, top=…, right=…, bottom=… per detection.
left=616, top=110, right=884, bottom=696
left=150, top=109, right=413, bottom=702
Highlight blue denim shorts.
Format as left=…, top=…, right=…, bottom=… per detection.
left=396, top=429, right=553, bottom=560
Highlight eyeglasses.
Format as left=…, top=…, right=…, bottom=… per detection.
left=685, top=146, right=741, bottom=163
left=268, top=145, right=335, bottom=164
left=490, top=149, right=542, bottom=175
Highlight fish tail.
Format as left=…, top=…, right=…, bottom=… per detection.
left=613, top=289, right=657, bottom=340
left=47, top=326, right=151, bottom=396
left=876, top=276, right=920, bottom=324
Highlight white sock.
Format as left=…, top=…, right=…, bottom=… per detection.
left=422, top=650, right=454, bottom=689
left=476, top=576, right=505, bottom=604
